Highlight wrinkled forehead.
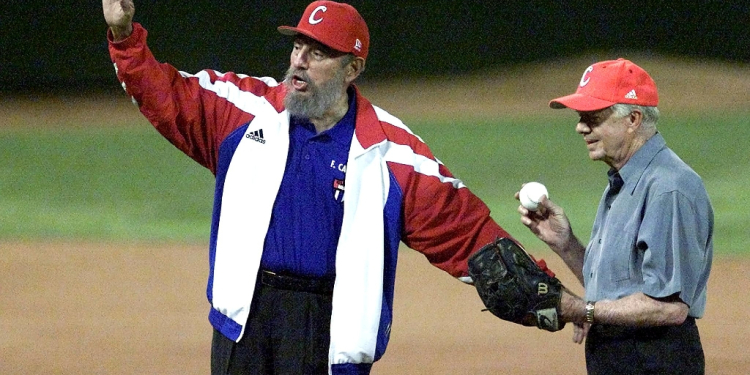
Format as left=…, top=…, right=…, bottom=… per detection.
left=293, top=34, right=347, bottom=58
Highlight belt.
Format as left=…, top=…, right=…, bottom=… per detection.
left=591, top=317, right=696, bottom=339
left=260, top=270, right=335, bottom=295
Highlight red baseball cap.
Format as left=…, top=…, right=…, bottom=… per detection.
left=549, top=58, right=659, bottom=111
left=278, top=1, right=370, bottom=60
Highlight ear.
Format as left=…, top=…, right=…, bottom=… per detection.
left=345, top=57, right=366, bottom=83
left=627, top=109, right=644, bottom=131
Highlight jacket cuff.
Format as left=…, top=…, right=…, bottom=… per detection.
left=107, top=22, right=145, bottom=49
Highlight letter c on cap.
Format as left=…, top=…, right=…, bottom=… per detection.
left=580, top=66, right=594, bottom=87
left=309, top=6, right=327, bottom=25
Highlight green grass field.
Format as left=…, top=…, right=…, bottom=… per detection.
left=1, top=112, right=747, bottom=254
left=409, top=112, right=750, bottom=255
left=0, top=126, right=214, bottom=242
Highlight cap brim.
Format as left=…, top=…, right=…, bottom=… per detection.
left=277, top=26, right=348, bottom=54
left=277, top=26, right=300, bottom=36
left=549, top=93, right=616, bottom=111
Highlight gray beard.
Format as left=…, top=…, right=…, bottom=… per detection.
left=283, top=66, right=345, bottom=119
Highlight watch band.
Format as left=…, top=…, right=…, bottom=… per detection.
left=585, top=301, right=596, bottom=324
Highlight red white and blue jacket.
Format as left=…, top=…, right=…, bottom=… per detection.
left=109, top=23, right=513, bottom=375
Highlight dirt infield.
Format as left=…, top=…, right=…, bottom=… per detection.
left=2, top=57, right=749, bottom=374
left=0, top=242, right=747, bottom=374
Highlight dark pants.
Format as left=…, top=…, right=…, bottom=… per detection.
left=211, top=271, right=334, bottom=375
left=585, top=317, right=704, bottom=375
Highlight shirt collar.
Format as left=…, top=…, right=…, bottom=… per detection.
left=290, top=87, right=357, bottom=147
left=613, top=132, right=667, bottom=194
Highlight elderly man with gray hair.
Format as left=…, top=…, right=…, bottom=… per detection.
left=519, top=58, right=713, bottom=375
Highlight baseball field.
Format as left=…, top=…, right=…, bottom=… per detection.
left=1, top=55, right=748, bottom=374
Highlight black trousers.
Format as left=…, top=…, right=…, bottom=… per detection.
left=211, top=272, right=334, bottom=375
left=585, top=317, right=704, bottom=375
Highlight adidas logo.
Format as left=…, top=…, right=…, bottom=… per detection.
left=625, top=89, right=638, bottom=100
left=245, top=129, right=266, bottom=144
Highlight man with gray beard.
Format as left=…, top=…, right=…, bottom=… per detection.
left=103, top=1, right=534, bottom=374
left=282, top=50, right=351, bottom=122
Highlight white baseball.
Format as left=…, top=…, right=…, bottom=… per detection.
left=519, top=182, right=548, bottom=211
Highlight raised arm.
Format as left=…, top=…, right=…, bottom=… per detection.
left=103, top=0, right=134, bottom=41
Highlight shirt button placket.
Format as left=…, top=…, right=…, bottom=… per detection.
left=305, top=139, right=313, bottom=160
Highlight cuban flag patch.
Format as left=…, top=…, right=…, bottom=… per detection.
left=332, top=179, right=345, bottom=203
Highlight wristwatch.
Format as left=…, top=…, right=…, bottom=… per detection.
left=585, top=301, right=596, bottom=324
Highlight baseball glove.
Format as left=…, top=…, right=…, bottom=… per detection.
left=467, top=237, right=565, bottom=332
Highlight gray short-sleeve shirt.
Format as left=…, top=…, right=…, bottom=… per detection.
left=583, top=133, right=714, bottom=318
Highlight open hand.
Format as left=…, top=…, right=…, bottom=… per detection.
left=102, top=0, right=135, bottom=40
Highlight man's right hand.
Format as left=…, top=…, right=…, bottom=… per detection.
left=516, top=192, right=571, bottom=250
left=516, top=190, right=586, bottom=284
left=103, top=0, right=135, bottom=41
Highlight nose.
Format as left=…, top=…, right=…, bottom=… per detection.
left=291, top=48, right=309, bottom=69
left=576, top=121, right=590, bottom=135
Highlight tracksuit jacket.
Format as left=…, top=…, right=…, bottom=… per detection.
left=108, top=23, right=512, bottom=374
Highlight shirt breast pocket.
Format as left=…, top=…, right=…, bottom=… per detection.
left=608, top=225, right=637, bottom=282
